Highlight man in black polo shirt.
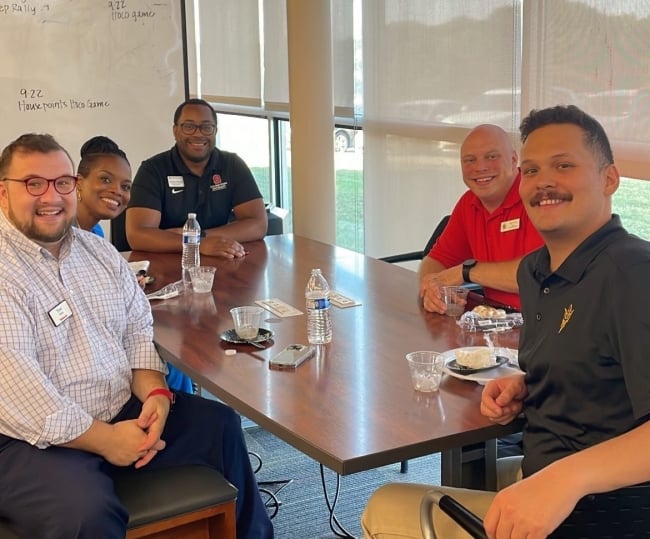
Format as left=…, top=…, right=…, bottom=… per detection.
left=361, top=105, right=650, bottom=538
left=126, top=98, right=267, bottom=258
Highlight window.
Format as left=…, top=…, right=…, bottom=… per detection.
left=362, top=0, right=520, bottom=258
left=216, top=113, right=271, bottom=203
left=187, top=0, right=650, bottom=257
left=216, top=114, right=364, bottom=250
left=187, top=0, right=363, bottom=251
left=614, top=177, right=650, bottom=240
left=334, top=130, right=364, bottom=252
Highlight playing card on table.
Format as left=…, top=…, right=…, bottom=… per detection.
left=256, top=298, right=303, bottom=317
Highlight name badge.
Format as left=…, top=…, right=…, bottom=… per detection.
left=167, top=176, right=184, bottom=188
left=500, top=218, right=520, bottom=232
left=48, top=300, right=73, bottom=327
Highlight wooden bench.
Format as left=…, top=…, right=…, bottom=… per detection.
left=0, top=465, right=237, bottom=539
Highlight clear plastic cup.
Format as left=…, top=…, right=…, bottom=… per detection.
left=189, top=266, right=216, bottom=293
left=230, top=306, right=264, bottom=340
left=406, top=351, right=444, bottom=392
left=440, top=286, right=469, bottom=317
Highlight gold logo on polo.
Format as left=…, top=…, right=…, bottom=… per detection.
left=558, top=304, right=574, bottom=334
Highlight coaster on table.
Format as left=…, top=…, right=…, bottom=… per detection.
left=330, top=290, right=361, bottom=308
left=256, top=298, right=303, bottom=317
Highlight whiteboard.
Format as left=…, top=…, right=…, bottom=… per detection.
left=0, top=0, right=187, bottom=172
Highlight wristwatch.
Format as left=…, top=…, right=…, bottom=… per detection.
left=462, top=259, right=477, bottom=283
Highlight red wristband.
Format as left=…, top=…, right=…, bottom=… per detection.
left=146, top=387, right=175, bottom=405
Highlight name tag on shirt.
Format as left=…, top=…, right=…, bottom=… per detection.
left=48, top=300, right=73, bottom=327
left=501, top=218, right=520, bottom=233
left=167, top=176, right=184, bottom=188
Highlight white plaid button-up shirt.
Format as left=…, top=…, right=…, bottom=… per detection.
left=0, top=211, right=165, bottom=448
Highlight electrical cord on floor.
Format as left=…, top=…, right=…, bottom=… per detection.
left=259, top=479, right=293, bottom=520
left=259, top=487, right=281, bottom=519
left=249, top=450, right=263, bottom=474
left=319, top=463, right=357, bottom=538
left=249, top=450, right=293, bottom=520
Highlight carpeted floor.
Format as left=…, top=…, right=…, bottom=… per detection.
left=244, top=425, right=442, bottom=539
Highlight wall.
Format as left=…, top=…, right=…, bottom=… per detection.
left=0, top=0, right=186, bottom=179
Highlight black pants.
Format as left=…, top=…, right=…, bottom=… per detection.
left=0, top=392, right=273, bottom=539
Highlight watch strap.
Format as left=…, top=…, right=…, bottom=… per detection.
left=462, top=261, right=475, bottom=283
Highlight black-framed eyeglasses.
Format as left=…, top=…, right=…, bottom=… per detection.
left=177, top=122, right=217, bottom=136
left=2, top=175, right=78, bottom=196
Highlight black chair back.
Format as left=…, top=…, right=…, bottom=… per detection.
left=110, top=210, right=131, bottom=252
left=379, top=215, right=450, bottom=264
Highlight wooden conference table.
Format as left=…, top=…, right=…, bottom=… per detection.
left=127, top=234, right=522, bottom=488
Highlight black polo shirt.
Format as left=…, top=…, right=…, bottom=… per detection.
left=129, top=146, right=262, bottom=230
left=517, top=215, right=650, bottom=477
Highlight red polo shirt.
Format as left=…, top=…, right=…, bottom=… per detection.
left=428, top=173, right=543, bottom=309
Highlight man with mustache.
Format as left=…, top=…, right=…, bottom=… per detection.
left=419, top=124, right=543, bottom=314
left=126, top=98, right=267, bottom=258
left=362, top=105, right=650, bottom=538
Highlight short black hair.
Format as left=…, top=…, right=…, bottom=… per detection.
left=77, top=136, right=130, bottom=177
left=520, top=105, right=614, bottom=169
left=0, top=133, right=73, bottom=178
left=173, top=98, right=217, bottom=125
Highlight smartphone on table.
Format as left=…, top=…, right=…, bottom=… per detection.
left=269, top=344, right=314, bottom=369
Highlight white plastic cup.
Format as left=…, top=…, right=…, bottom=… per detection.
left=440, top=286, right=469, bottom=317
left=189, top=266, right=216, bottom=293
left=406, top=351, right=444, bottom=392
left=230, top=306, right=264, bottom=340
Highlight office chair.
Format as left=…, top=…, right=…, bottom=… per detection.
left=379, top=215, right=450, bottom=264
left=0, top=466, right=237, bottom=539
left=110, top=209, right=131, bottom=252
left=420, top=484, right=650, bottom=539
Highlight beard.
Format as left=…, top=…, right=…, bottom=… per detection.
left=8, top=207, right=73, bottom=246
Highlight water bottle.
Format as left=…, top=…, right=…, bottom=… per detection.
left=181, top=212, right=201, bottom=286
left=305, top=268, right=332, bottom=344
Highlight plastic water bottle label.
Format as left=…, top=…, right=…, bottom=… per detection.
left=183, top=234, right=200, bottom=245
left=307, top=297, right=330, bottom=310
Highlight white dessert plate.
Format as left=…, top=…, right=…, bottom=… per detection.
left=442, top=346, right=522, bottom=384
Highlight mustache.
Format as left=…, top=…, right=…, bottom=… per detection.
left=530, top=190, right=573, bottom=206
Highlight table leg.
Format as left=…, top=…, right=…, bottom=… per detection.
left=441, top=440, right=497, bottom=490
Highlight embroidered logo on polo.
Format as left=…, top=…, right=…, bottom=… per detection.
left=210, top=173, right=227, bottom=191
left=558, top=304, right=574, bottom=334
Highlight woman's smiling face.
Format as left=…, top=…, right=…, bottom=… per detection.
left=77, top=154, right=132, bottom=221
